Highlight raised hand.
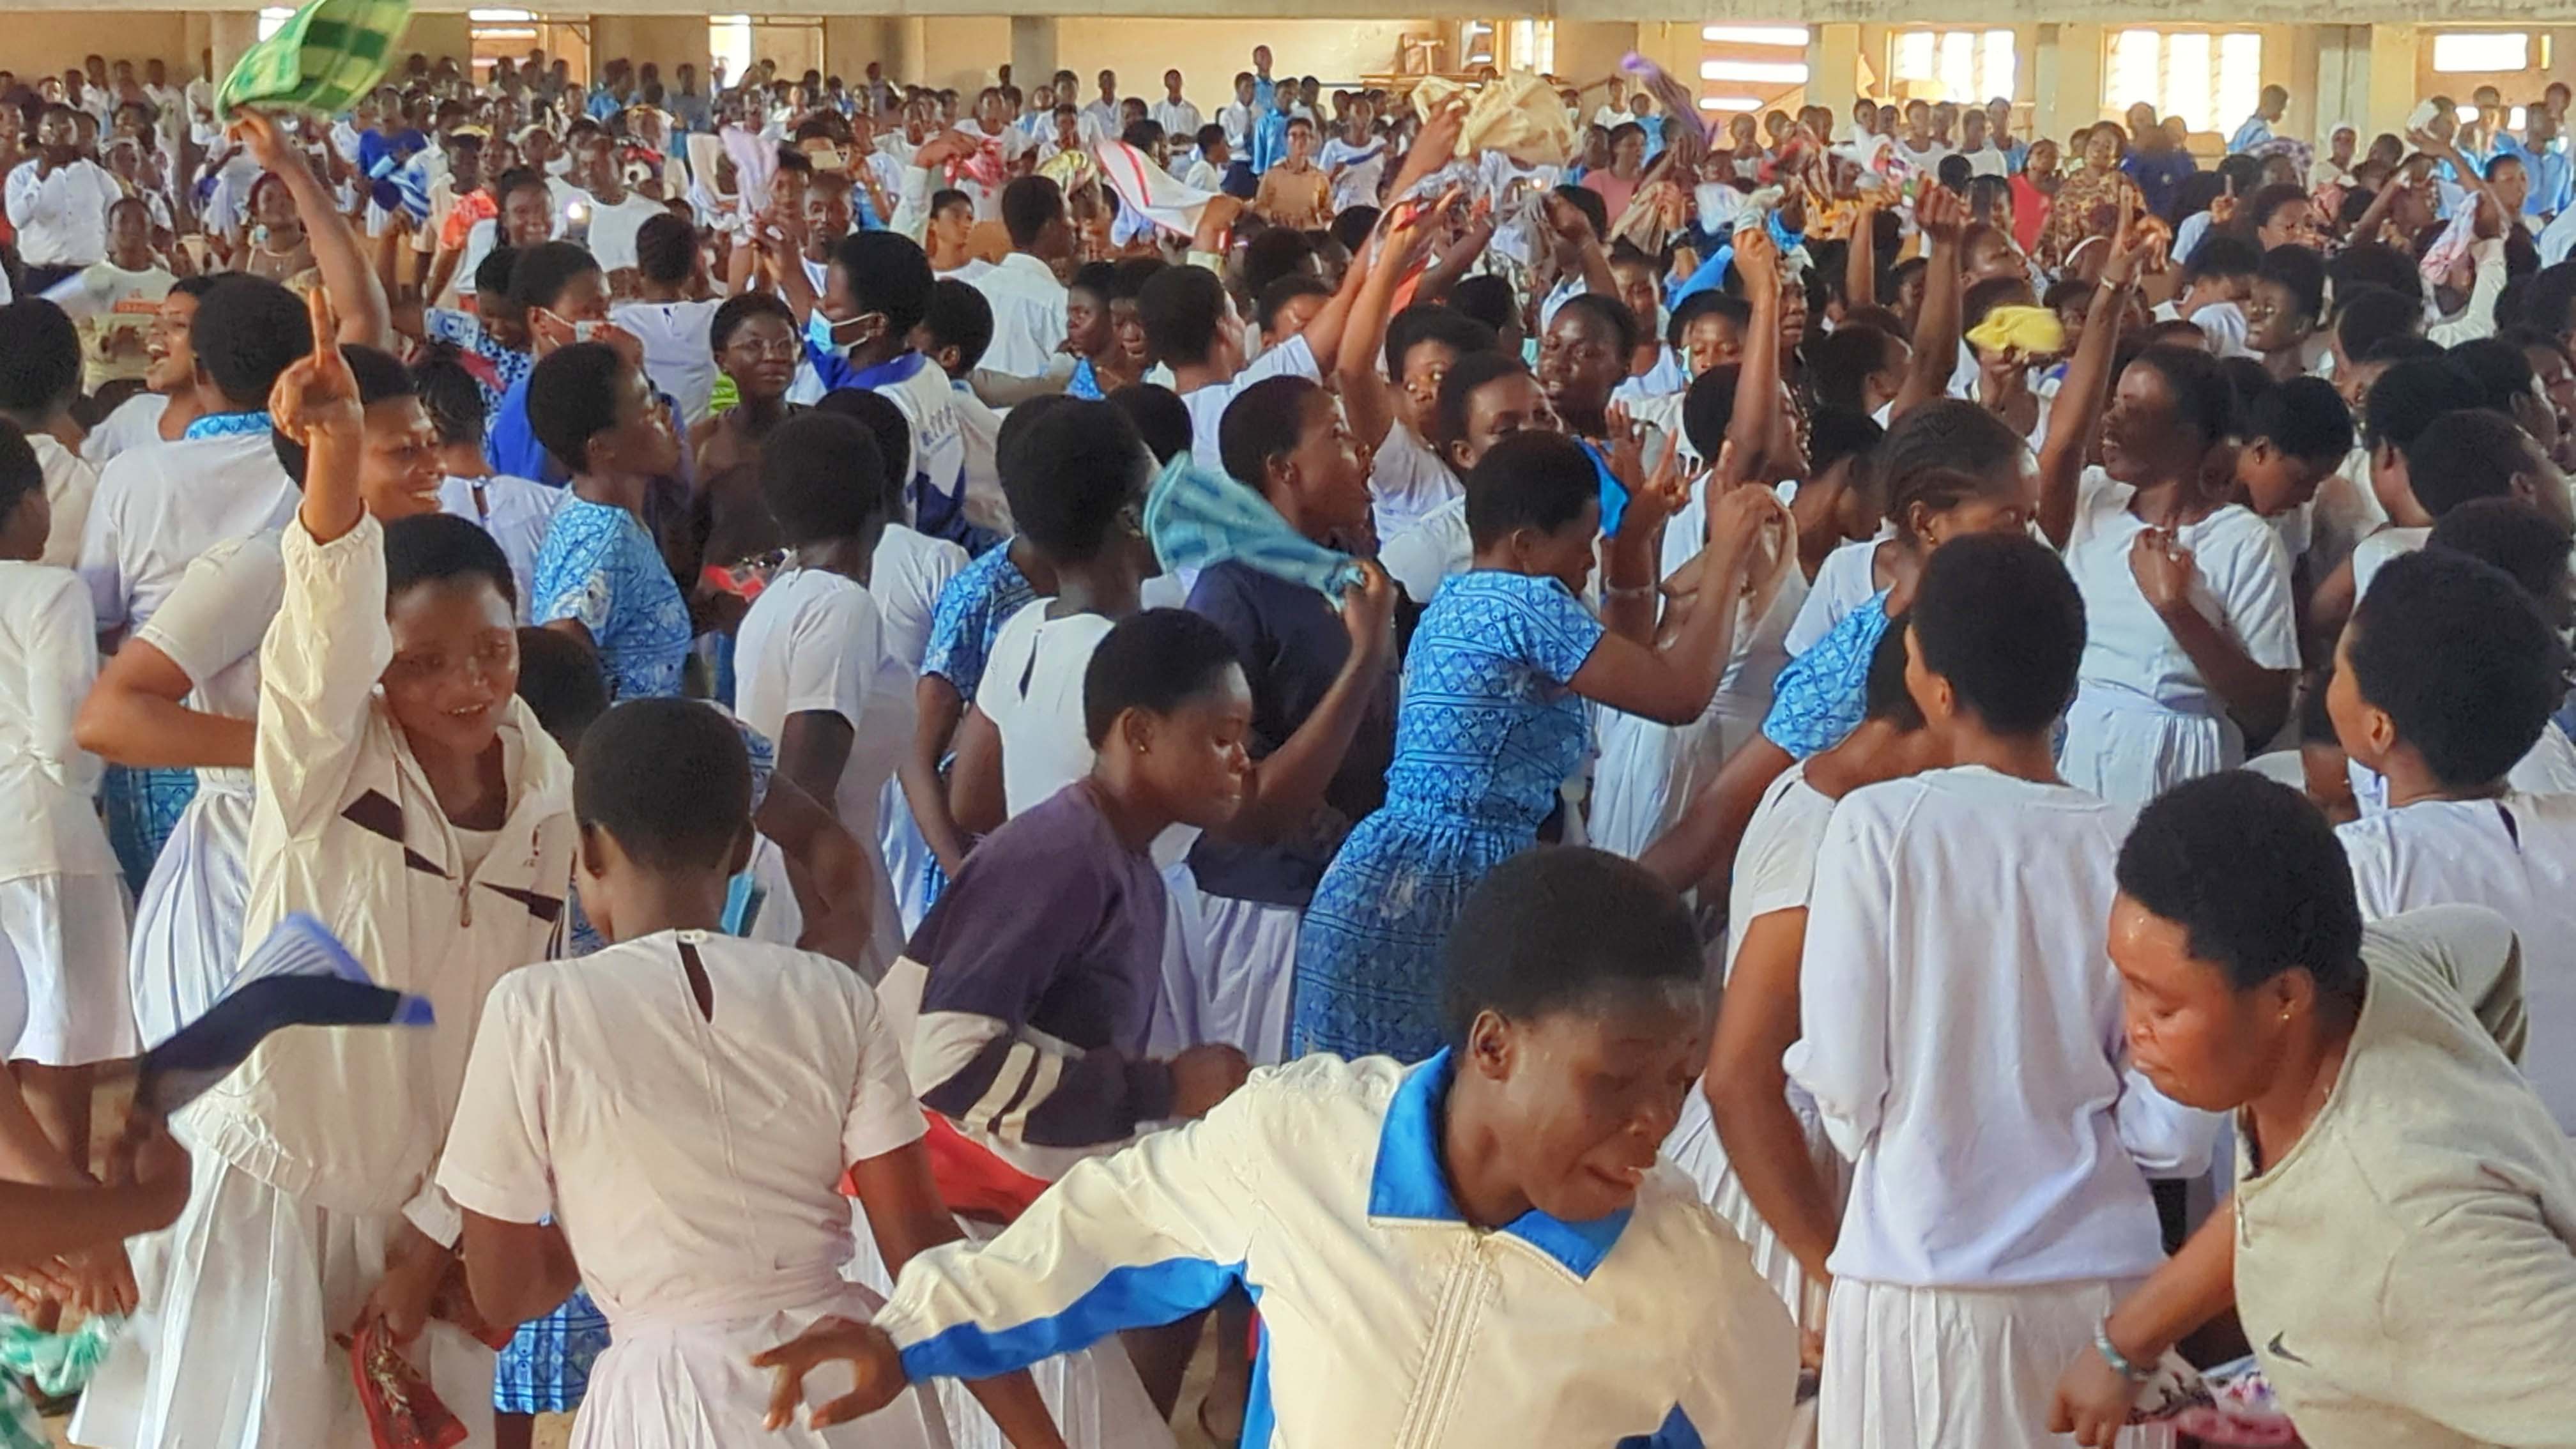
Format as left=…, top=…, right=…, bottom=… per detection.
left=1913, top=180, right=1968, bottom=245
left=268, top=285, right=360, bottom=446
left=1338, top=561, right=1399, bottom=660
left=227, top=106, right=296, bottom=175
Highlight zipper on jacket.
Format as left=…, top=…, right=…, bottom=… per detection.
left=1393, top=1235, right=1489, bottom=1448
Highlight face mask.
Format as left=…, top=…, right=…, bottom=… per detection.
left=805, top=309, right=869, bottom=355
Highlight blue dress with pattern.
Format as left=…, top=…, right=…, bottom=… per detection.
left=912, top=545, right=1039, bottom=911
left=1291, top=571, right=1606, bottom=1062
left=532, top=497, right=693, bottom=701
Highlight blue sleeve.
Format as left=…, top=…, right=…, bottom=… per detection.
left=484, top=376, right=564, bottom=486
left=1505, top=576, right=1608, bottom=686
left=1616, top=1405, right=1705, bottom=1449
left=1667, top=243, right=1735, bottom=310
left=1759, top=599, right=1890, bottom=759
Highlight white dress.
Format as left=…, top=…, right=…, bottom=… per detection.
left=864, top=525, right=967, bottom=961
left=2057, top=470, right=2300, bottom=806
left=735, top=568, right=917, bottom=980
left=0, top=561, right=132, bottom=1065
left=1365, top=424, right=1459, bottom=546
left=438, top=474, right=565, bottom=625
left=438, top=931, right=953, bottom=1449
left=1587, top=478, right=1805, bottom=858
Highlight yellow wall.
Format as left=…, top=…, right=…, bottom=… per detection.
left=588, top=16, right=709, bottom=76
left=1048, top=19, right=1428, bottom=96
left=3, top=13, right=197, bottom=81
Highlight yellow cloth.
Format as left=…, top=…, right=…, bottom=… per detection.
left=1412, top=72, right=1576, bottom=168
left=1966, top=305, right=2067, bottom=357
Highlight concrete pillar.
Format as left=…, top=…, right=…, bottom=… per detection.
left=2312, top=26, right=2375, bottom=144
left=1809, top=24, right=1862, bottom=112
left=2032, top=24, right=2103, bottom=146
left=893, top=17, right=930, bottom=89
left=2366, top=24, right=2421, bottom=141
left=208, top=10, right=260, bottom=95
left=1011, top=17, right=1057, bottom=96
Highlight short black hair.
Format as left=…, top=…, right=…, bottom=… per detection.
left=1804, top=322, right=1899, bottom=415
left=1439, top=845, right=1703, bottom=1048
left=1005, top=398, right=1151, bottom=564
left=922, top=278, right=994, bottom=373
left=1255, top=273, right=1331, bottom=338
left=808, top=387, right=912, bottom=522
left=507, top=240, right=604, bottom=314
left=1681, top=363, right=1742, bottom=463
left=523, top=341, right=628, bottom=475
left=2180, top=233, right=2260, bottom=287
left=634, top=211, right=695, bottom=284
left=1138, top=264, right=1227, bottom=365
left=2404, top=409, right=2535, bottom=516
left=0, top=420, right=40, bottom=525
left=831, top=231, right=935, bottom=334
left=999, top=174, right=1065, bottom=250
left=2257, top=243, right=2327, bottom=321
left=1450, top=274, right=1519, bottom=337
left=190, top=274, right=312, bottom=409
left=2126, top=344, right=2239, bottom=448
left=475, top=244, right=522, bottom=303
left=1241, top=228, right=1317, bottom=298
left=2328, top=243, right=2424, bottom=308
left=1807, top=405, right=1883, bottom=481
left=1910, top=532, right=2084, bottom=735
left=2350, top=547, right=2571, bottom=788
left=2245, top=181, right=2310, bottom=237
left=1554, top=291, right=1641, bottom=358
left=929, top=187, right=972, bottom=218
left=1465, top=430, right=1598, bottom=549
left=2428, top=496, right=2575, bottom=607
left=760, top=411, right=888, bottom=547
left=1873, top=398, right=2023, bottom=518
left=709, top=291, right=793, bottom=356
left=1431, top=351, right=1533, bottom=463
left=515, top=624, right=610, bottom=751
left=493, top=165, right=553, bottom=211
left=2245, top=375, right=2352, bottom=465
left=383, top=510, right=518, bottom=613
left=273, top=345, right=417, bottom=485
left=1861, top=613, right=1922, bottom=729
left=2336, top=286, right=2425, bottom=363
left=1108, top=383, right=1192, bottom=466
left=1667, top=291, right=1750, bottom=355
left=575, top=698, right=752, bottom=871
left=1219, top=374, right=1322, bottom=488
left=2364, top=356, right=2486, bottom=454
left=0, top=300, right=82, bottom=415
left=1081, top=607, right=1242, bottom=747
left=2444, top=336, right=2539, bottom=417
left=414, top=351, right=488, bottom=446
left=2115, top=772, right=2365, bottom=1000
left=1549, top=183, right=1607, bottom=241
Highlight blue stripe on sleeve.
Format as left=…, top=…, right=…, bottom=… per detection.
left=896, top=1257, right=1243, bottom=1384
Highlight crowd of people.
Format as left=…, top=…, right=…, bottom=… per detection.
left=0, top=30, right=2571, bottom=1449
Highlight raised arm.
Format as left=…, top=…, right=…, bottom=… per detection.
left=1844, top=191, right=1881, bottom=312
left=1211, top=566, right=1397, bottom=842
left=233, top=109, right=389, bottom=349
left=1722, top=227, right=1789, bottom=486
left=1572, top=486, right=1782, bottom=724
left=2035, top=203, right=2150, bottom=549
left=1889, top=183, right=1966, bottom=422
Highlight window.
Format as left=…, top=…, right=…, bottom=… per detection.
left=1507, top=20, right=1554, bottom=77
left=710, top=15, right=756, bottom=86
left=1889, top=29, right=2016, bottom=106
left=2106, top=29, right=2262, bottom=134
left=257, top=6, right=296, bottom=41
left=1696, top=24, right=1808, bottom=114
left=2432, top=31, right=2531, bottom=73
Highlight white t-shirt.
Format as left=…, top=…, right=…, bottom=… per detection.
left=2350, top=525, right=2432, bottom=601
left=1366, top=424, right=1460, bottom=545
left=2338, top=793, right=2576, bottom=1132
left=1379, top=493, right=1469, bottom=607
left=29, top=434, right=96, bottom=569
left=1784, top=534, right=1886, bottom=657
left=1787, top=765, right=2216, bottom=1287
left=0, top=562, right=117, bottom=885
left=1725, top=763, right=1832, bottom=981
left=438, top=929, right=926, bottom=1322
left=2065, top=468, right=2301, bottom=713
left=76, top=431, right=298, bottom=636
left=736, top=567, right=916, bottom=836
left=1181, top=334, right=1317, bottom=468
left=580, top=190, right=671, bottom=275
left=869, top=524, right=969, bottom=672
left=1317, top=137, right=1388, bottom=214
left=130, top=530, right=284, bottom=793
left=80, top=391, right=169, bottom=469
left=967, top=252, right=1071, bottom=379
left=978, top=599, right=1116, bottom=819
left=610, top=298, right=724, bottom=425
left=438, top=473, right=565, bottom=625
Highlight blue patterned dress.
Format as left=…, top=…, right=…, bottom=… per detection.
left=531, top=497, right=693, bottom=701
left=1291, top=571, right=1606, bottom=1062
left=908, top=545, right=1039, bottom=912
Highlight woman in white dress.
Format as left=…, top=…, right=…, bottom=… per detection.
left=2037, top=239, right=2297, bottom=807
left=441, top=699, right=1057, bottom=1449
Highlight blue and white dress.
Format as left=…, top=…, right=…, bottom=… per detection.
left=1291, top=571, right=1605, bottom=1062
left=532, top=496, right=693, bottom=702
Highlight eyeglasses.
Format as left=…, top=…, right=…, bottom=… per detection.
left=728, top=337, right=800, bottom=360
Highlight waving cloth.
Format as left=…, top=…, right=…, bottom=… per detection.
left=1618, top=51, right=1711, bottom=180
left=1412, top=71, right=1576, bottom=169
left=1095, top=138, right=1216, bottom=240
left=1145, top=452, right=1366, bottom=597
left=135, top=912, right=433, bottom=1117
left=217, top=0, right=412, bottom=119
left=0, top=1316, right=118, bottom=1449
left=944, top=128, right=1011, bottom=193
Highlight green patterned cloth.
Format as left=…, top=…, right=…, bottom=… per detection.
left=0, top=1314, right=117, bottom=1449
left=217, top=0, right=414, bottom=119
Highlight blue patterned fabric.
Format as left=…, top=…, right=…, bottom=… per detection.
left=102, top=765, right=199, bottom=895
left=1066, top=356, right=1104, bottom=401
left=493, top=1287, right=611, bottom=1414
left=1292, top=571, right=1606, bottom=1062
left=180, top=410, right=272, bottom=441
left=425, top=308, right=533, bottom=416
left=920, top=543, right=1037, bottom=703
left=533, top=497, right=693, bottom=702
left=1759, top=594, right=1890, bottom=760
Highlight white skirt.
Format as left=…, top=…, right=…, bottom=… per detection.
left=2056, top=691, right=2238, bottom=809
left=110, top=1148, right=498, bottom=1448
left=128, top=782, right=255, bottom=1051
left=1146, top=861, right=1211, bottom=1057
left=842, top=1202, right=1176, bottom=1449
left=1193, top=895, right=1301, bottom=1067
left=0, top=868, right=135, bottom=1066
left=1586, top=702, right=1767, bottom=860
left=575, top=1286, right=951, bottom=1449
left=1818, top=1276, right=2171, bottom=1449
left=1659, top=1082, right=1842, bottom=1336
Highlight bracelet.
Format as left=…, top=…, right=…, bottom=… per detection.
left=2093, top=1317, right=2152, bottom=1383
left=1604, top=581, right=1658, bottom=599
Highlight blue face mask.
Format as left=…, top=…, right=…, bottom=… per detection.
left=806, top=309, right=864, bottom=356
